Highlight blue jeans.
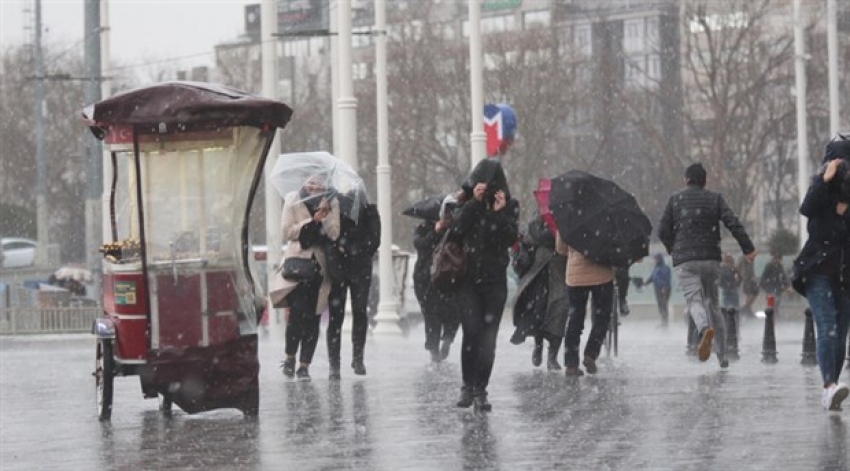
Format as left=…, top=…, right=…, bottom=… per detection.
left=805, top=275, right=850, bottom=386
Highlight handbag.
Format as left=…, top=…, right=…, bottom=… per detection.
left=282, top=256, right=321, bottom=282
left=430, top=232, right=467, bottom=292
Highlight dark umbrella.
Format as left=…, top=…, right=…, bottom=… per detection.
left=402, top=195, right=446, bottom=221
left=548, top=170, right=651, bottom=267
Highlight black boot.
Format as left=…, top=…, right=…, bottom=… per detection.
left=439, top=341, right=452, bottom=361
left=352, top=359, right=367, bottom=376
left=547, top=341, right=562, bottom=371
left=532, top=341, right=543, bottom=367
left=456, top=385, right=473, bottom=408
left=472, top=387, right=492, bottom=412
left=280, top=358, right=296, bottom=378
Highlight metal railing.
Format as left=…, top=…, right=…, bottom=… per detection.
left=0, top=307, right=101, bottom=335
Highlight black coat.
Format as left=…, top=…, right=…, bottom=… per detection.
left=658, top=185, right=754, bottom=266
left=791, top=176, right=850, bottom=295
left=327, top=204, right=381, bottom=281
left=412, top=221, right=459, bottom=324
left=447, top=198, right=519, bottom=285
left=512, top=220, right=568, bottom=340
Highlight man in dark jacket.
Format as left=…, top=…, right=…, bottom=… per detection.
left=326, top=203, right=381, bottom=379
left=658, top=163, right=757, bottom=367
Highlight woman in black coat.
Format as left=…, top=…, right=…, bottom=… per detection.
left=413, top=217, right=460, bottom=363
left=447, top=159, right=519, bottom=412
left=510, top=217, right=568, bottom=371
left=791, top=137, right=850, bottom=411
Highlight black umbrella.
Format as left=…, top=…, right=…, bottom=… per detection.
left=548, top=170, right=651, bottom=267
left=402, top=195, right=446, bottom=221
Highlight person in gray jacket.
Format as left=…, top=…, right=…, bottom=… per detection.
left=658, top=163, right=757, bottom=367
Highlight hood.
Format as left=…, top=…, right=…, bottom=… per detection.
left=461, top=158, right=511, bottom=201
left=823, top=134, right=850, bottom=163
left=654, top=253, right=665, bottom=265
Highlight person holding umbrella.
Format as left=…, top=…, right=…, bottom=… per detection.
left=447, top=159, right=519, bottom=412
left=407, top=195, right=461, bottom=364
left=658, top=163, right=756, bottom=367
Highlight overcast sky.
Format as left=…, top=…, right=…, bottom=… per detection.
left=1, top=0, right=253, bottom=74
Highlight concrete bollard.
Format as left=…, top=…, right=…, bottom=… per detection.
left=686, top=314, right=697, bottom=357
left=761, top=295, right=778, bottom=364
left=800, top=308, right=817, bottom=366
left=724, top=307, right=740, bottom=361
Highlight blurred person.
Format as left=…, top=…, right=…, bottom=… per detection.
left=791, top=137, right=850, bottom=411
left=447, top=159, right=519, bottom=412
left=413, top=209, right=460, bottom=364
left=614, top=266, right=632, bottom=317
left=658, top=163, right=756, bottom=368
left=719, top=253, right=741, bottom=311
left=326, top=201, right=381, bottom=379
left=759, top=252, right=789, bottom=319
left=510, top=216, right=568, bottom=371
left=271, top=176, right=341, bottom=381
left=644, top=253, right=672, bottom=328
left=738, top=255, right=760, bottom=319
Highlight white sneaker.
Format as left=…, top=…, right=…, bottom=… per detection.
left=822, top=383, right=849, bottom=411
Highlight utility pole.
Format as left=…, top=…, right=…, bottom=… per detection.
left=84, top=0, right=103, bottom=298
left=100, top=0, right=111, bottom=251
left=34, top=0, right=49, bottom=268
left=337, top=0, right=358, bottom=168
left=793, top=0, right=809, bottom=250
left=827, top=0, right=840, bottom=136
left=468, top=0, right=485, bottom=168
left=372, top=0, right=400, bottom=334
left=262, top=0, right=282, bottom=308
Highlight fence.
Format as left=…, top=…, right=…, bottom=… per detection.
left=0, top=307, right=101, bottom=335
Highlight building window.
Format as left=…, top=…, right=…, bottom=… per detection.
left=646, top=17, right=660, bottom=51
left=624, top=19, right=644, bottom=53
left=575, top=24, right=591, bottom=56
left=523, top=10, right=550, bottom=29
left=647, top=55, right=661, bottom=83
left=625, top=57, right=644, bottom=88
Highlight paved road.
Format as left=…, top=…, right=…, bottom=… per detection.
left=1, top=315, right=848, bottom=470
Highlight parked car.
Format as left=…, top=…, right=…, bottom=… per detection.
left=1, top=238, right=37, bottom=268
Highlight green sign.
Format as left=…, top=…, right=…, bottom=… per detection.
left=483, top=0, right=521, bottom=11
left=114, top=281, right=137, bottom=305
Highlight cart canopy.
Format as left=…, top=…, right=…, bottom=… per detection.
left=81, top=81, right=293, bottom=138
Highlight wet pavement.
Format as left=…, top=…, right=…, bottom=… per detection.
left=1, top=314, right=848, bottom=470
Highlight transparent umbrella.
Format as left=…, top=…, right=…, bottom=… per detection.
left=269, top=151, right=367, bottom=222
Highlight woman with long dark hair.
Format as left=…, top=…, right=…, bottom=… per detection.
left=446, top=159, right=519, bottom=411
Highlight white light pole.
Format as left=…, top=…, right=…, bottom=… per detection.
left=468, top=0, right=486, bottom=169
left=337, top=0, right=358, bottom=168
left=262, top=0, right=282, bottom=303
left=371, top=0, right=400, bottom=334
left=331, top=0, right=340, bottom=157
left=827, top=0, right=840, bottom=136
left=793, top=0, right=809, bottom=250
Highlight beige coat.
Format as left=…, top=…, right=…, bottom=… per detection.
left=555, top=232, right=614, bottom=287
left=269, top=191, right=340, bottom=313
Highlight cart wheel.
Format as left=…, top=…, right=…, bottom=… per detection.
left=95, top=339, right=115, bottom=421
left=159, top=395, right=173, bottom=417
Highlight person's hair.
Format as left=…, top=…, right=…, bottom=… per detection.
left=685, top=163, right=707, bottom=187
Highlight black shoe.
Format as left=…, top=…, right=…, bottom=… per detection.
left=429, top=349, right=441, bottom=364
left=439, top=341, right=452, bottom=361
left=718, top=355, right=729, bottom=369
left=510, top=330, right=525, bottom=345
left=620, top=302, right=630, bottom=317
left=565, top=367, right=584, bottom=377
left=473, top=389, right=492, bottom=412
left=329, top=365, right=341, bottom=380
left=295, top=366, right=311, bottom=382
left=547, top=346, right=562, bottom=371
left=352, top=360, right=367, bottom=376
left=456, top=386, right=473, bottom=408
left=532, top=343, right=543, bottom=367
left=582, top=356, right=598, bottom=374
left=281, top=358, right=296, bottom=378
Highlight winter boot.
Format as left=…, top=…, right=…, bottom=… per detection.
left=456, top=385, right=473, bottom=408
left=532, top=342, right=543, bottom=367
left=547, top=342, right=562, bottom=371
left=472, top=387, right=492, bottom=412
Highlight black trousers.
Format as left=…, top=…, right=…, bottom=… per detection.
left=285, top=277, right=322, bottom=364
left=416, top=279, right=460, bottom=352
left=327, top=270, right=372, bottom=366
left=459, top=281, right=507, bottom=390
left=564, top=281, right=613, bottom=368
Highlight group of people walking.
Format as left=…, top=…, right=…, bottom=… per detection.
left=271, top=133, right=850, bottom=414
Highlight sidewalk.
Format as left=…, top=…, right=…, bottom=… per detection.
left=0, top=316, right=847, bottom=470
